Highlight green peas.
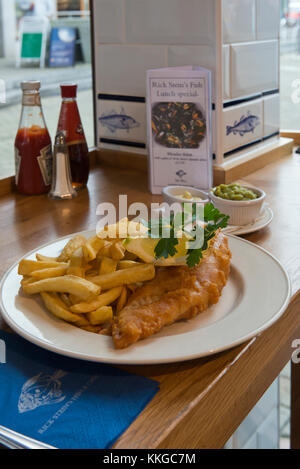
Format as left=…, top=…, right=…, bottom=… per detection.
left=231, top=194, right=244, bottom=201
left=213, top=184, right=258, bottom=201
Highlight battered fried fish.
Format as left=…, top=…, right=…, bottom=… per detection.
left=112, top=230, right=231, bottom=349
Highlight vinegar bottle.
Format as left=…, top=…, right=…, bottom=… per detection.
left=57, top=84, right=90, bottom=190
left=15, top=81, right=52, bottom=195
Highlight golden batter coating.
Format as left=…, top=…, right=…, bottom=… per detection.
left=112, top=230, right=231, bottom=349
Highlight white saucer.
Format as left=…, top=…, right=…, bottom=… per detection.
left=223, top=206, right=274, bottom=236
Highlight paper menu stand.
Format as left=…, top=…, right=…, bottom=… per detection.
left=147, top=66, right=212, bottom=195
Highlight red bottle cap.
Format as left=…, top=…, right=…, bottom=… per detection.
left=60, top=84, right=78, bottom=98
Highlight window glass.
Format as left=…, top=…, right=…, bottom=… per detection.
left=281, top=0, right=300, bottom=130
left=0, top=0, right=93, bottom=179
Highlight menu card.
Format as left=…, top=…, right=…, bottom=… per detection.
left=147, top=66, right=212, bottom=195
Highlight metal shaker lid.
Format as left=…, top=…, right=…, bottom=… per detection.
left=54, top=131, right=66, bottom=146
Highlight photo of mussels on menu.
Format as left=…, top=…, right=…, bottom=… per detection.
left=147, top=66, right=213, bottom=195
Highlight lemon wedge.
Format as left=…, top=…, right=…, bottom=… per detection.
left=97, top=218, right=206, bottom=266
left=125, top=233, right=192, bottom=266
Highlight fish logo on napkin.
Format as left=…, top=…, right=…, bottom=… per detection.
left=18, top=370, right=67, bottom=414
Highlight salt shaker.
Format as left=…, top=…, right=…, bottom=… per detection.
left=48, top=132, right=77, bottom=200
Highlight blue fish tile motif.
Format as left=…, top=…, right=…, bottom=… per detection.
left=99, top=107, right=140, bottom=134
left=226, top=112, right=260, bottom=137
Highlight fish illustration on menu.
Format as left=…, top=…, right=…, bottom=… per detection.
left=99, top=108, right=140, bottom=133
left=18, top=370, right=67, bottom=413
left=226, top=112, right=260, bottom=137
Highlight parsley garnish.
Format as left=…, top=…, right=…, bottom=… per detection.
left=155, top=237, right=179, bottom=259
left=147, top=203, right=229, bottom=268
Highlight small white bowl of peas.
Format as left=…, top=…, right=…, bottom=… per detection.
left=209, top=184, right=266, bottom=226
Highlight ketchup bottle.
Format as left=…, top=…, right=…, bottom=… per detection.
left=57, top=84, right=89, bottom=190
left=15, top=81, right=52, bottom=195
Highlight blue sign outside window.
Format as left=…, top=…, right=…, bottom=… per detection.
left=49, top=27, right=76, bottom=68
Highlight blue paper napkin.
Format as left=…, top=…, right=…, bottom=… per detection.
left=0, top=331, right=159, bottom=449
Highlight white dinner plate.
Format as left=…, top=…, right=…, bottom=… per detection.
left=223, top=206, right=273, bottom=236
left=0, top=232, right=290, bottom=365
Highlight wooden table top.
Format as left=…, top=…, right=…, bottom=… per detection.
left=0, top=151, right=300, bottom=449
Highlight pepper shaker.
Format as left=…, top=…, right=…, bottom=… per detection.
left=48, top=132, right=77, bottom=200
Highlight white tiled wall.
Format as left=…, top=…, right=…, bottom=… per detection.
left=93, top=0, right=280, bottom=161
left=168, top=45, right=216, bottom=100
left=223, top=0, right=256, bottom=44
left=94, top=0, right=124, bottom=43
left=263, top=94, right=280, bottom=137
left=223, top=45, right=230, bottom=99
left=230, top=40, right=279, bottom=99
left=167, top=45, right=215, bottom=71
left=125, top=0, right=215, bottom=45
left=222, top=0, right=280, bottom=45
left=223, top=0, right=280, bottom=101
left=256, top=0, right=280, bottom=41
left=96, top=45, right=167, bottom=96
